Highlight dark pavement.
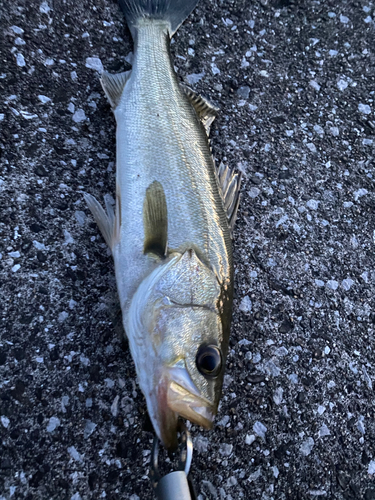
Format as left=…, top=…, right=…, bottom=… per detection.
left=0, top=0, right=375, bottom=498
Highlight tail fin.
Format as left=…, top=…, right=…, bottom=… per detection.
left=118, top=0, right=200, bottom=38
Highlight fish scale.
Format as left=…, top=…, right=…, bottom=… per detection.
left=115, top=20, right=231, bottom=311
left=85, top=0, right=240, bottom=449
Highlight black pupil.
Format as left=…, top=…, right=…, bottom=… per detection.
left=201, top=353, right=217, bottom=373
left=196, top=345, right=222, bottom=377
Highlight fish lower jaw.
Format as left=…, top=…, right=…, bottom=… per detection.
left=167, top=381, right=215, bottom=429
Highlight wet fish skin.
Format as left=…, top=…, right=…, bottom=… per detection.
left=85, top=0, right=240, bottom=450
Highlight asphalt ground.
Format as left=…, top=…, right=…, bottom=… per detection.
left=0, top=0, right=375, bottom=499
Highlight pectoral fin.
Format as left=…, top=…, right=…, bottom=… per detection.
left=100, top=70, right=131, bottom=109
left=182, top=85, right=218, bottom=135
left=143, top=181, right=168, bottom=258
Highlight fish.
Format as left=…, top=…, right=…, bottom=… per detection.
left=84, top=0, right=241, bottom=450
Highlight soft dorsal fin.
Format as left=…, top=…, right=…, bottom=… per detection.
left=143, top=181, right=168, bottom=258
left=100, top=70, right=131, bottom=109
left=182, top=85, right=219, bottom=135
left=216, top=162, right=242, bottom=236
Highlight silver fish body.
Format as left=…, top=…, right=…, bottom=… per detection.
left=85, top=0, right=240, bottom=449
left=115, top=20, right=232, bottom=318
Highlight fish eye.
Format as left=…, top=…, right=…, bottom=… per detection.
left=196, top=345, right=222, bottom=378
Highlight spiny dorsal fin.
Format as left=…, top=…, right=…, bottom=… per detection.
left=100, top=70, right=131, bottom=109
left=182, top=85, right=219, bottom=135
left=143, top=181, right=168, bottom=258
left=216, top=162, right=242, bottom=237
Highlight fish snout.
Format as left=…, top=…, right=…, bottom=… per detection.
left=152, top=365, right=215, bottom=450
left=167, top=380, right=215, bottom=429
left=166, top=365, right=215, bottom=429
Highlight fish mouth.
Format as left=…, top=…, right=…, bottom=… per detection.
left=151, top=364, right=215, bottom=450
left=166, top=366, right=215, bottom=430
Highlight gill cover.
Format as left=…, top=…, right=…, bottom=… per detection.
left=126, top=249, right=224, bottom=448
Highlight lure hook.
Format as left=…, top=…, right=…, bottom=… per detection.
left=150, top=421, right=195, bottom=499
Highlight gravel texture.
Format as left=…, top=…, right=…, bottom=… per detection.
left=1, top=0, right=375, bottom=499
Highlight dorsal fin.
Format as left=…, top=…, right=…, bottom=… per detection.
left=143, top=181, right=168, bottom=258
left=100, top=70, right=131, bottom=109
left=216, top=162, right=242, bottom=236
left=182, top=85, right=219, bottom=135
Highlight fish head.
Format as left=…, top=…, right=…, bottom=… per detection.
left=127, top=249, right=230, bottom=449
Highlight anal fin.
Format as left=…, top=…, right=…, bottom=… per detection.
left=100, top=70, right=131, bottom=109
left=182, top=85, right=219, bottom=135
left=143, top=181, right=168, bottom=258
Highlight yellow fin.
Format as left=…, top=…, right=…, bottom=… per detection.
left=143, top=181, right=168, bottom=258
